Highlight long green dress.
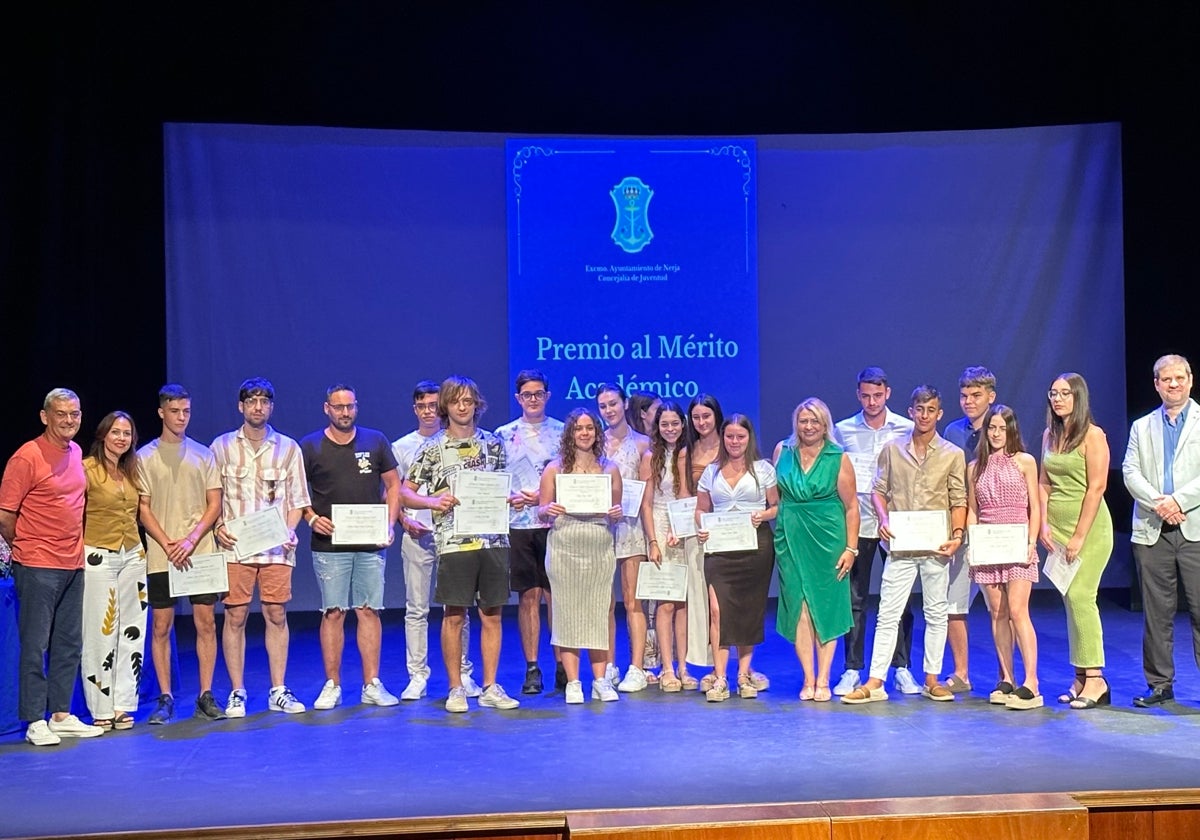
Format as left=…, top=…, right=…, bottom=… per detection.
left=774, top=441, right=853, bottom=644
left=1043, top=445, right=1113, bottom=668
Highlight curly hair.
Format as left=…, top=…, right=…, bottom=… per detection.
left=559, top=407, right=607, bottom=474
left=648, top=401, right=686, bottom=497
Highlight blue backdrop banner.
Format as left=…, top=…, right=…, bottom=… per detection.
left=507, top=138, right=760, bottom=420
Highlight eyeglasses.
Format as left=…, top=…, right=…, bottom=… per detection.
left=516, top=390, right=547, bottom=402
left=1048, top=390, right=1073, bottom=400
left=413, top=401, right=439, bottom=413
left=327, top=402, right=357, bottom=413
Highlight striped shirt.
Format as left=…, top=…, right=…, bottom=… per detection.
left=210, top=425, right=310, bottom=566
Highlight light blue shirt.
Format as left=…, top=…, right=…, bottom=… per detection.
left=1163, top=403, right=1190, bottom=495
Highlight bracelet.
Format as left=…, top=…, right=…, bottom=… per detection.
left=951, top=528, right=965, bottom=537
left=650, top=539, right=658, bottom=544
left=845, top=545, right=859, bottom=557
left=306, top=512, right=319, bottom=526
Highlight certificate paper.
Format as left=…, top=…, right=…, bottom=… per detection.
left=168, top=552, right=229, bottom=598
left=556, top=473, right=613, bottom=514
left=887, top=510, right=949, bottom=554
left=226, top=506, right=290, bottom=560
left=331, top=504, right=390, bottom=545
left=968, top=523, right=1028, bottom=566
left=510, top=455, right=542, bottom=494
left=667, top=497, right=698, bottom=538
left=1042, top=545, right=1080, bottom=595
left=452, top=471, right=511, bottom=536
left=701, top=511, right=757, bottom=554
left=621, top=478, right=646, bottom=518
left=847, top=452, right=877, bottom=495
left=635, top=561, right=687, bottom=601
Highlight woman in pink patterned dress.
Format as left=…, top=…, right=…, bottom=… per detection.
left=966, top=404, right=1042, bottom=710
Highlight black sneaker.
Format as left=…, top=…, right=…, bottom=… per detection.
left=148, top=693, right=174, bottom=725
left=194, top=690, right=228, bottom=720
left=521, top=665, right=543, bottom=695
left=555, top=662, right=568, bottom=692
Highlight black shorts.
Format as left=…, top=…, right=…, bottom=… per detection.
left=146, top=571, right=222, bottom=610
left=434, top=547, right=510, bottom=609
left=508, top=528, right=551, bottom=593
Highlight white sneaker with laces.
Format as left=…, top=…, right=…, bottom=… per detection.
left=400, top=676, right=427, bottom=701
left=25, top=720, right=61, bottom=746
left=478, top=683, right=520, bottom=709
left=362, top=678, right=399, bottom=706
left=268, top=686, right=306, bottom=714
left=314, top=680, right=342, bottom=710
left=48, top=714, right=104, bottom=738
left=460, top=672, right=482, bottom=698
left=894, top=667, right=922, bottom=695
left=445, top=686, right=468, bottom=713
left=618, top=665, right=649, bottom=692
left=225, top=689, right=247, bottom=718
left=604, top=663, right=621, bottom=685
left=592, top=677, right=620, bottom=702
left=564, top=679, right=585, bottom=704
left=833, top=669, right=862, bottom=696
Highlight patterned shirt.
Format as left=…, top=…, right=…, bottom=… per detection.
left=406, top=428, right=509, bottom=555
left=495, top=416, right=564, bottom=529
left=210, top=425, right=310, bottom=566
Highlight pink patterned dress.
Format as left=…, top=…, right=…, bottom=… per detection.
left=971, top=453, right=1039, bottom=584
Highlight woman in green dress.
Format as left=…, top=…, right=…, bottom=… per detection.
left=1038, top=372, right=1114, bottom=709
left=773, top=398, right=858, bottom=702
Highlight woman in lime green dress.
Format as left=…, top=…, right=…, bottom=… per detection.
left=774, top=398, right=858, bottom=702
left=1038, top=373, right=1113, bottom=709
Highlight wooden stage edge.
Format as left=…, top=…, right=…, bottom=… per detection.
left=39, top=788, right=1200, bottom=840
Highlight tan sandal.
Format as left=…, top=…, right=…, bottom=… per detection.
left=92, top=718, right=114, bottom=731
left=112, top=712, right=135, bottom=730
left=799, top=684, right=815, bottom=701
left=679, top=669, right=700, bottom=691
left=659, top=672, right=683, bottom=692
left=814, top=684, right=832, bottom=702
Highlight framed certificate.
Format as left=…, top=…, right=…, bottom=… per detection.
left=635, top=561, right=687, bottom=601
left=556, top=473, right=613, bottom=514
left=225, top=506, right=290, bottom=560
left=620, top=478, right=646, bottom=518
left=967, top=523, right=1028, bottom=566
left=887, top=510, right=949, bottom=553
left=701, top=511, right=757, bottom=554
left=667, top=497, right=697, bottom=538
left=168, top=552, right=229, bottom=598
left=331, top=504, right=390, bottom=545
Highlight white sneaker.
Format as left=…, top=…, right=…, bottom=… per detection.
left=225, top=689, right=247, bottom=718
left=460, top=672, right=482, bottom=698
left=362, top=678, right=399, bottom=707
left=592, top=677, right=620, bottom=702
left=400, top=676, right=427, bottom=701
left=833, top=669, right=862, bottom=696
left=445, top=686, right=468, bottom=713
left=894, top=667, right=922, bottom=695
left=478, top=683, right=520, bottom=709
left=564, top=679, right=585, bottom=704
left=47, top=714, right=104, bottom=738
left=618, top=665, right=649, bottom=693
left=604, top=663, right=621, bottom=685
left=313, top=680, right=342, bottom=710
left=268, top=686, right=306, bottom=714
left=25, top=720, right=61, bottom=746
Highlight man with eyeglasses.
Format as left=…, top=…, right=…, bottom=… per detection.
left=1, top=388, right=106, bottom=745
left=300, top=384, right=402, bottom=710
left=496, top=369, right=565, bottom=694
left=1123, top=354, right=1200, bottom=708
left=392, top=380, right=479, bottom=701
left=402, top=375, right=524, bottom=712
left=211, top=377, right=311, bottom=717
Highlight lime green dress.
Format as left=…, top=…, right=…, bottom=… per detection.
left=1043, top=445, right=1113, bottom=668
left=774, top=442, right=853, bottom=644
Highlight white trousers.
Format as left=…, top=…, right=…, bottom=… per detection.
left=81, top=545, right=147, bottom=718
left=401, top=532, right=472, bottom=679
left=869, top=554, right=949, bottom=681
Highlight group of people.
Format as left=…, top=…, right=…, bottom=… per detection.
left=3, top=354, right=1198, bottom=745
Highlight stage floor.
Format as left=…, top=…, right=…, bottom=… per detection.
left=2, top=591, right=1199, bottom=839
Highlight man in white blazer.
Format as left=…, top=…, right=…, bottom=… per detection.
left=1122, top=354, right=1200, bottom=707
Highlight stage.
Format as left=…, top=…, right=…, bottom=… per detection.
left=1, top=591, right=1198, bottom=839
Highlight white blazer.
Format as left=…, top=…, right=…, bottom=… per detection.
left=1122, top=398, right=1200, bottom=545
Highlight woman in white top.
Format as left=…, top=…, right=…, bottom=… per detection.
left=695, top=414, right=779, bottom=701
left=639, top=400, right=692, bottom=691
left=679, top=393, right=724, bottom=687
left=597, top=383, right=652, bottom=691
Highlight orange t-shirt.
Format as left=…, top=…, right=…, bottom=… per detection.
left=0, top=435, right=86, bottom=569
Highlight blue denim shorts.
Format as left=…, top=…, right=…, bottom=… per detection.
left=312, top=551, right=386, bottom=611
